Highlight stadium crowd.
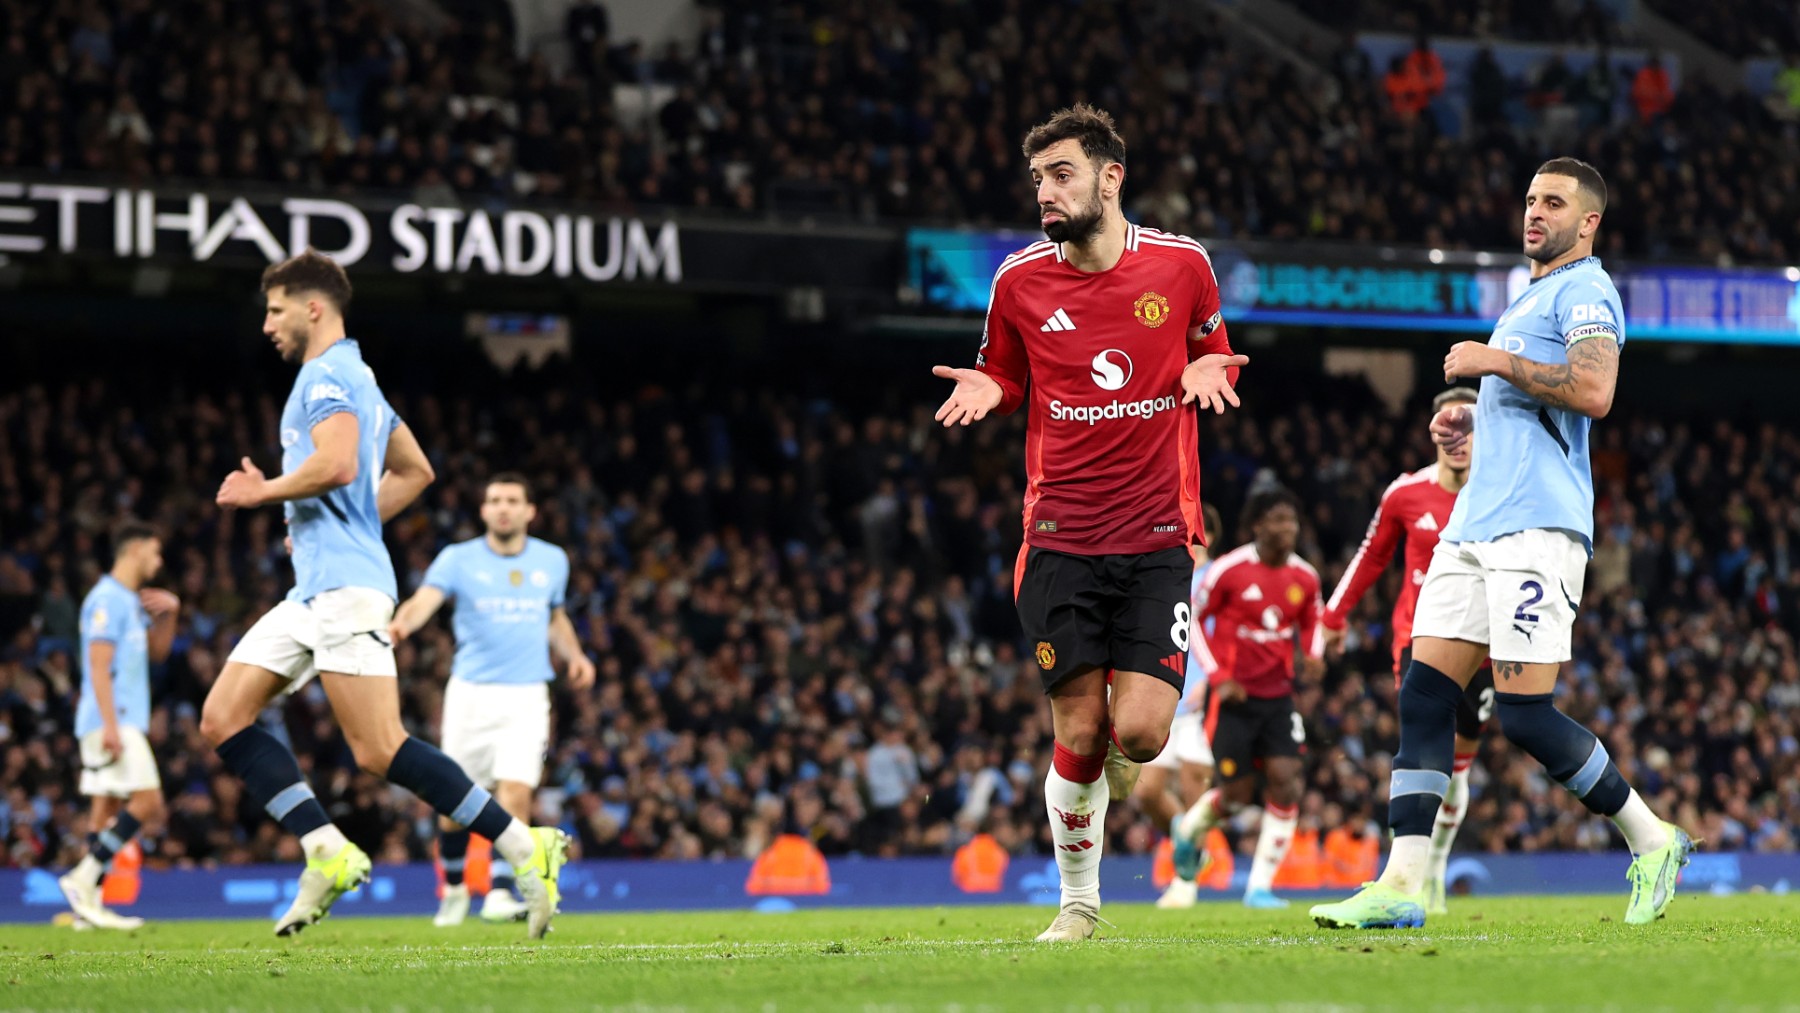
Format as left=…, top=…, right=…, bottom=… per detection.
left=6, top=0, right=1800, bottom=264
left=2, top=345, right=1797, bottom=874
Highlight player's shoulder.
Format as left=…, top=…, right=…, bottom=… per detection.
left=1552, top=258, right=1623, bottom=302
left=1384, top=464, right=1441, bottom=499
left=1130, top=225, right=1217, bottom=271
left=991, top=239, right=1061, bottom=288
left=1209, top=542, right=1260, bottom=578
left=527, top=536, right=569, bottom=561
left=1287, top=553, right=1322, bottom=584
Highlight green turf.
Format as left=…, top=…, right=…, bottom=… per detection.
left=3, top=894, right=1798, bottom=1011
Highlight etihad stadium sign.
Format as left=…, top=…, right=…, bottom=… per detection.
left=0, top=181, right=681, bottom=282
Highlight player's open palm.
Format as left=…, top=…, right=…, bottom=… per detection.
left=216, top=457, right=268, bottom=509
left=931, top=366, right=1002, bottom=426
left=1182, top=353, right=1250, bottom=414
left=1430, top=404, right=1473, bottom=454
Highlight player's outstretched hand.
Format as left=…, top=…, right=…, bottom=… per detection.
left=931, top=366, right=1003, bottom=426
left=567, top=652, right=598, bottom=690
left=1181, top=353, right=1249, bottom=414
left=1430, top=404, right=1473, bottom=454
left=216, top=457, right=268, bottom=509
left=386, top=618, right=411, bottom=645
left=139, top=588, right=180, bottom=618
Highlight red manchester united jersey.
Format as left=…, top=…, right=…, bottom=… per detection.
left=975, top=224, right=1235, bottom=556
left=1193, top=543, right=1323, bottom=699
left=1322, top=464, right=1458, bottom=670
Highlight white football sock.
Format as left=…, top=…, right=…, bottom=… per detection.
left=71, top=854, right=105, bottom=888
left=1246, top=804, right=1298, bottom=895
left=493, top=820, right=536, bottom=868
left=1428, top=759, right=1472, bottom=885
left=1611, top=790, right=1670, bottom=855
left=299, top=825, right=349, bottom=861
left=1379, top=835, right=1431, bottom=894
left=1177, top=787, right=1226, bottom=842
left=1044, top=765, right=1109, bottom=908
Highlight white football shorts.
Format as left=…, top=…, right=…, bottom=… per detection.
left=78, top=726, right=162, bottom=797
left=227, top=586, right=398, bottom=694
left=440, top=678, right=551, bottom=788
left=1411, top=528, right=1588, bottom=665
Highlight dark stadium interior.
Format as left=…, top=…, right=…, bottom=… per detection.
left=4, top=0, right=1800, bottom=889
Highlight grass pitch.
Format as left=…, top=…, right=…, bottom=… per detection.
left=4, top=895, right=1798, bottom=1011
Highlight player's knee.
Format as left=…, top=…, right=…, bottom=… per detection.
left=1112, top=724, right=1164, bottom=763
left=348, top=736, right=401, bottom=778
left=131, top=796, right=167, bottom=833
left=198, top=700, right=251, bottom=747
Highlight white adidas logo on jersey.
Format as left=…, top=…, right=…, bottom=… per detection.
left=1242, top=584, right=1264, bottom=601
left=1040, top=308, right=1077, bottom=332
left=1415, top=512, right=1440, bottom=531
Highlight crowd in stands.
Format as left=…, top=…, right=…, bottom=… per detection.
left=1642, top=0, right=1800, bottom=59
left=1288, top=0, right=1623, bottom=45
left=6, top=0, right=1800, bottom=264
left=2, top=341, right=1798, bottom=875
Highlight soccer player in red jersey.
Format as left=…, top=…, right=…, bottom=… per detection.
left=1321, top=387, right=1483, bottom=914
left=1173, top=488, right=1324, bottom=910
left=933, top=104, right=1246, bottom=941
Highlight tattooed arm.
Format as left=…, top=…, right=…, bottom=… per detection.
left=1442, top=337, right=1620, bottom=418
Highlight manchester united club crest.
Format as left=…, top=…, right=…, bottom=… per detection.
left=1036, top=641, right=1057, bottom=670
left=1134, top=290, right=1171, bottom=328
left=1287, top=583, right=1304, bottom=606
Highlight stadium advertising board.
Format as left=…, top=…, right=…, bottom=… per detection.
left=0, top=180, right=898, bottom=298
left=2, top=852, right=1793, bottom=922
left=908, top=227, right=1800, bottom=344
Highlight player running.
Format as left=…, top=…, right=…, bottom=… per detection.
left=59, top=523, right=178, bottom=930
left=201, top=250, right=567, bottom=939
left=1312, top=158, right=1692, bottom=930
left=1142, top=504, right=1221, bottom=911
left=1171, top=488, right=1324, bottom=910
left=388, top=473, right=596, bottom=927
left=933, top=104, right=1245, bottom=941
left=1321, top=386, right=1482, bottom=914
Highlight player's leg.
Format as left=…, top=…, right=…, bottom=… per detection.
left=1244, top=703, right=1305, bottom=909
left=1424, top=664, right=1493, bottom=914
left=1015, top=547, right=1113, bottom=940
left=432, top=678, right=485, bottom=926
left=1181, top=695, right=1255, bottom=852
left=1483, top=533, right=1692, bottom=924
left=1103, top=547, right=1194, bottom=798
left=64, top=728, right=166, bottom=928
left=1133, top=762, right=1178, bottom=828
left=1313, top=543, right=1489, bottom=928
left=1037, top=668, right=1112, bottom=939
left=478, top=681, right=551, bottom=921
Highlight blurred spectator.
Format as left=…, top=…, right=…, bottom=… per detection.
left=1632, top=54, right=1674, bottom=124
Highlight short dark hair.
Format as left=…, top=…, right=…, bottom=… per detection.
left=1245, top=487, right=1302, bottom=527
left=1022, top=103, right=1127, bottom=170
left=1432, top=387, right=1478, bottom=412
left=485, top=472, right=534, bottom=503
left=113, top=521, right=159, bottom=556
left=1536, top=157, right=1607, bottom=214
left=262, top=248, right=353, bottom=311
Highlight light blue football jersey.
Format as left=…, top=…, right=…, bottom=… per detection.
left=1442, top=256, right=1624, bottom=554
left=76, top=575, right=152, bottom=736
left=281, top=339, right=402, bottom=603
left=423, top=536, right=570, bottom=684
